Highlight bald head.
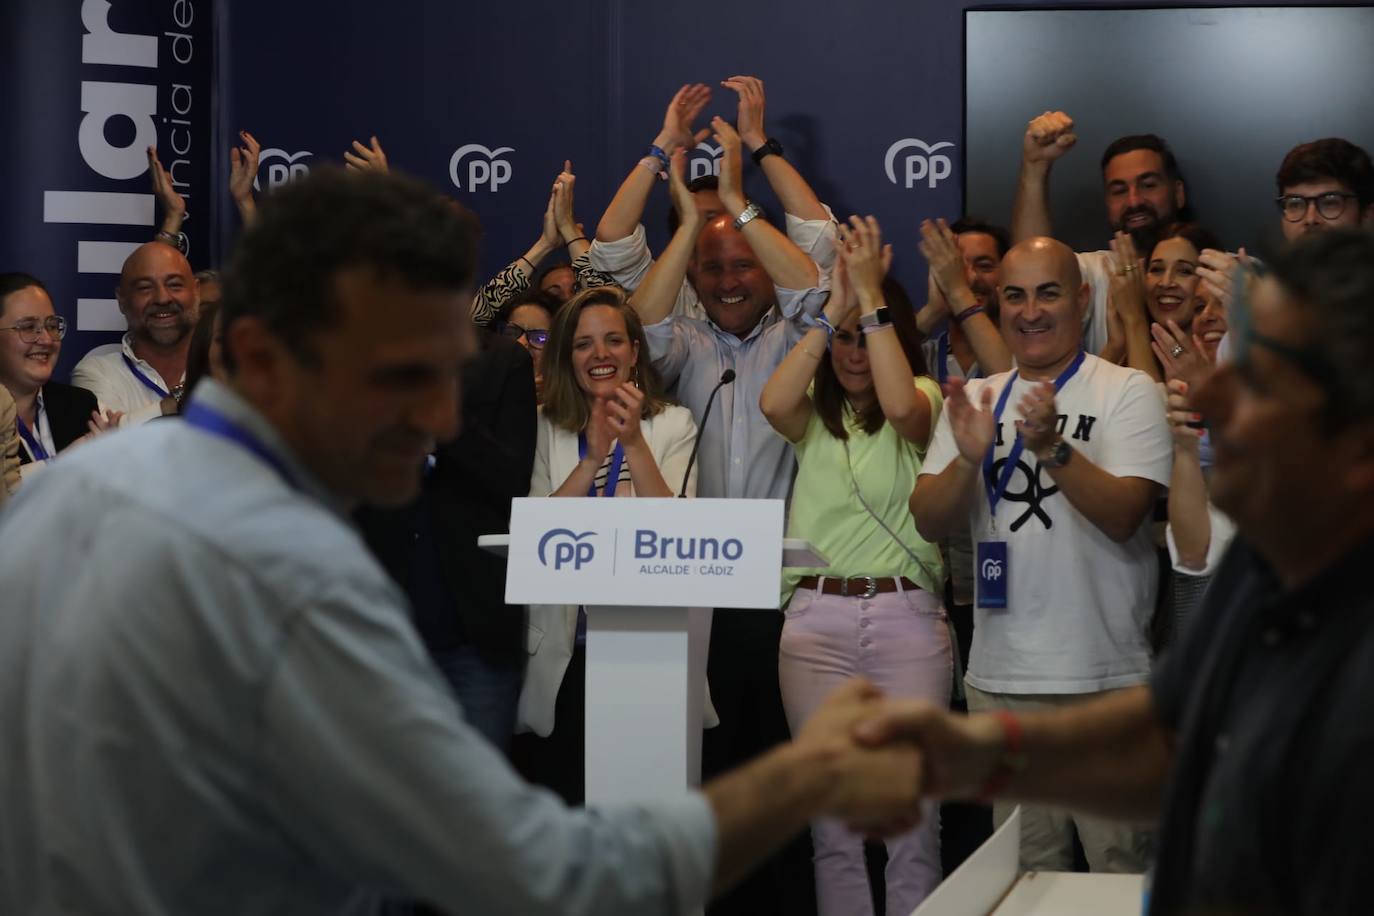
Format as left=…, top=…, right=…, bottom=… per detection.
left=1000, top=236, right=1083, bottom=290
left=688, top=216, right=776, bottom=339
left=116, top=241, right=200, bottom=350
left=996, top=237, right=1089, bottom=375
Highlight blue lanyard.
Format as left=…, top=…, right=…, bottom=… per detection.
left=183, top=402, right=298, bottom=489
left=122, top=354, right=170, bottom=399
left=577, top=432, right=625, bottom=497
left=983, top=350, right=1086, bottom=519
left=936, top=331, right=981, bottom=385
left=16, top=411, right=49, bottom=462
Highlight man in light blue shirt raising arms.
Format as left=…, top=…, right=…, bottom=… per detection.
left=0, top=168, right=920, bottom=916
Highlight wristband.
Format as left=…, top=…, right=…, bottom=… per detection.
left=519, top=256, right=537, bottom=271
left=812, top=314, right=836, bottom=342
left=952, top=304, right=986, bottom=325
left=565, top=236, right=590, bottom=248
left=977, top=710, right=1027, bottom=802
left=860, top=322, right=894, bottom=336
left=638, top=155, right=667, bottom=179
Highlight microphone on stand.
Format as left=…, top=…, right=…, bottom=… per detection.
left=679, top=369, right=736, bottom=498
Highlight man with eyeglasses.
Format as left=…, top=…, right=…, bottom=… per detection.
left=1275, top=138, right=1374, bottom=242
left=71, top=240, right=201, bottom=425
left=863, top=228, right=1374, bottom=916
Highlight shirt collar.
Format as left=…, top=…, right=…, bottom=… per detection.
left=707, top=307, right=777, bottom=346
left=189, top=379, right=352, bottom=518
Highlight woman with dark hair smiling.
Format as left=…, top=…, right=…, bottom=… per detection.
left=760, top=217, right=950, bottom=915
left=0, top=273, right=120, bottom=481
left=516, top=285, right=702, bottom=803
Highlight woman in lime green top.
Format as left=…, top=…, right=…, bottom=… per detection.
left=760, top=216, right=952, bottom=916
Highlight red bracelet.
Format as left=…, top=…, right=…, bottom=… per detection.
left=977, top=710, right=1025, bottom=802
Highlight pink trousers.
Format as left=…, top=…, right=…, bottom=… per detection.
left=778, top=581, right=953, bottom=916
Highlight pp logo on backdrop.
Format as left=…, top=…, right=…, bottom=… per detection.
left=253, top=149, right=314, bottom=192
left=688, top=141, right=723, bottom=181
left=980, top=556, right=1004, bottom=582
left=885, top=138, right=955, bottom=189
left=450, top=143, right=514, bottom=192
left=538, top=528, right=596, bottom=571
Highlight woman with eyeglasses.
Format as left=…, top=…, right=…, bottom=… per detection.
left=0, top=273, right=121, bottom=482
left=760, top=217, right=950, bottom=916
left=494, top=290, right=556, bottom=404
left=515, top=285, right=702, bottom=804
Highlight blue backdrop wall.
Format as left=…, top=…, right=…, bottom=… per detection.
left=4, top=0, right=1330, bottom=380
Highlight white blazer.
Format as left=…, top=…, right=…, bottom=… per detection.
left=518, top=404, right=719, bottom=736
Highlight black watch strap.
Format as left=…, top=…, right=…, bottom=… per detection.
left=751, top=137, right=784, bottom=166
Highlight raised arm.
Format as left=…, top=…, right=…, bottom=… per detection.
left=148, top=146, right=186, bottom=245
left=228, top=129, right=261, bottom=228
left=843, top=216, right=933, bottom=443
left=552, top=161, right=593, bottom=260
left=627, top=150, right=703, bottom=326
left=470, top=178, right=565, bottom=325
left=713, top=118, right=818, bottom=291
left=910, top=380, right=995, bottom=541
left=1107, top=232, right=1161, bottom=380
left=596, top=84, right=711, bottom=243
left=724, top=76, right=828, bottom=222
left=761, top=251, right=858, bottom=442
left=920, top=219, right=1013, bottom=375
left=1011, top=111, right=1076, bottom=243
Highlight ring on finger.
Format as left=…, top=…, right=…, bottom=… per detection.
left=1170, top=343, right=1186, bottom=358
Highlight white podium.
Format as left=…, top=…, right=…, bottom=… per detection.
left=481, top=497, right=824, bottom=803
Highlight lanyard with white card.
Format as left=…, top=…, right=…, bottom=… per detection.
left=977, top=350, right=1086, bottom=609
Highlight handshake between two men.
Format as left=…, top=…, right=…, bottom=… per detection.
left=706, top=678, right=1025, bottom=895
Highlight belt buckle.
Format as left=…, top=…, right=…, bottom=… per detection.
left=842, top=576, right=878, bottom=599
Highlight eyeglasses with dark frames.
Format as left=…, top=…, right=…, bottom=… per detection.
left=1275, top=192, right=1359, bottom=223
left=499, top=322, right=549, bottom=349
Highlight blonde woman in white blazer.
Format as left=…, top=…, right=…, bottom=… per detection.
left=515, top=287, right=712, bottom=801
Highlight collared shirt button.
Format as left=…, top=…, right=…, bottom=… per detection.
left=859, top=637, right=871, bottom=648
left=859, top=618, right=870, bottom=628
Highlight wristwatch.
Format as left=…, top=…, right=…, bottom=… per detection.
left=1037, top=437, right=1073, bottom=469
left=732, top=201, right=764, bottom=231
left=751, top=137, right=785, bottom=166
left=858, top=307, right=892, bottom=329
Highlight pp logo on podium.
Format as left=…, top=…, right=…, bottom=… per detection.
left=539, top=528, right=596, bottom=571
left=450, top=143, right=514, bottom=192
left=689, top=141, right=723, bottom=181
left=885, top=138, right=955, bottom=189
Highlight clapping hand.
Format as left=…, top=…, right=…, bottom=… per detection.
left=1151, top=318, right=1212, bottom=391
left=837, top=216, right=891, bottom=305
left=711, top=117, right=746, bottom=215
left=944, top=378, right=996, bottom=467
left=148, top=146, right=186, bottom=232
left=722, top=75, right=767, bottom=152
left=229, top=130, right=261, bottom=226
left=1015, top=381, right=1059, bottom=454
left=1107, top=231, right=1148, bottom=327
left=344, top=135, right=389, bottom=173
left=919, top=218, right=973, bottom=311
left=656, top=83, right=713, bottom=155
left=605, top=382, right=646, bottom=450
left=667, top=149, right=701, bottom=232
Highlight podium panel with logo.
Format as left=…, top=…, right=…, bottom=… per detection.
left=481, top=497, right=823, bottom=803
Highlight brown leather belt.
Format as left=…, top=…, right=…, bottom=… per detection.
left=796, top=575, right=920, bottom=598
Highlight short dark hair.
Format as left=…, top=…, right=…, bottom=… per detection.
left=1161, top=222, right=1224, bottom=257
left=493, top=288, right=560, bottom=328
left=220, top=168, right=480, bottom=372
left=0, top=272, right=47, bottom=317
left=1100, top=133, right=1193, bottom=222
left=1268, top=228, right=1374, bottom=431
left=1101, top=134, right=1183, bottom=182
left=812, top=276, right=929, bottom=440
left=1275, top=138, right=1374, bottom=209
left=949, top=217, right=1011, bottom=257
left=666, top=174, right=762, bottom=236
